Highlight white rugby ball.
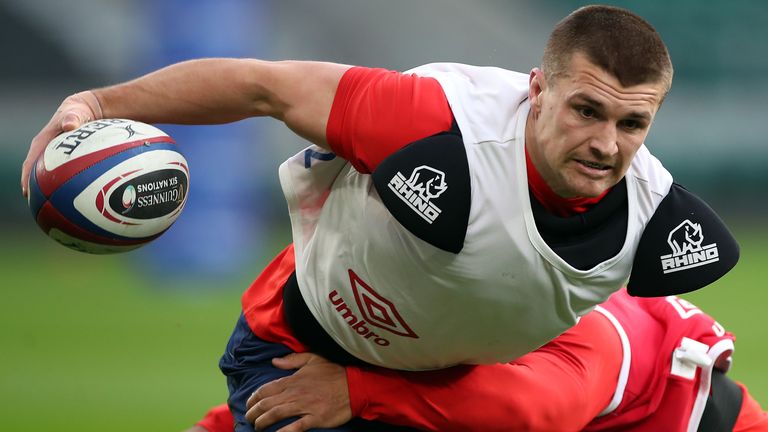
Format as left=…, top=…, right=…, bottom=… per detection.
left=27, top=119, right=190, bottom=254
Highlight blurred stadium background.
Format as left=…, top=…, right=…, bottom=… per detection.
left=1, top=0, right=766, bottom=430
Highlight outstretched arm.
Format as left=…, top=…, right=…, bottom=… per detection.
left=93, top=59, right=349, bottom=145
left=247, top=311, right=622, bottom=431
left=347, top=311, right=620, bottom=431
left=21, top=58, right=350, bottom=195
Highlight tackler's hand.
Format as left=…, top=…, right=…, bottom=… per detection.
left=245, top=353, right=352, bottom=432
left=22, top=90, right=103, bottom=197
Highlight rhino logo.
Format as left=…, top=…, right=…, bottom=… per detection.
left=660, top=219, right=719, bottom=274
left=388, top=165, right=449, bottom=224
left=407, top=165, right=448, bottom=200
left=668, top=220, right=704, bottom=256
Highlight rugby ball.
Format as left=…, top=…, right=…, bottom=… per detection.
left=27, top=119, right=190, bottom=254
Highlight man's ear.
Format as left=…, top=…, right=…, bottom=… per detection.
left=529, top=68, right=545, bottom=113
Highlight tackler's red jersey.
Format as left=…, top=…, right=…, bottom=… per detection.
left=347, top=290, right=747, bottom=431
left=585, top=291, right=736, bottom=431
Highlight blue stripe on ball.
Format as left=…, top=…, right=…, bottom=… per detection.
left=28, top=166, right=48, bottom=219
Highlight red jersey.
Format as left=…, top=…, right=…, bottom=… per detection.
left=195, top=403, right=233, bottom=432
left=346, top=290, right=766, bottom=431
left=586, top=292, right=736, bottom=431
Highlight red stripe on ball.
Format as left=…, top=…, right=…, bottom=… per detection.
left=36, top=136, right=174, bottom=197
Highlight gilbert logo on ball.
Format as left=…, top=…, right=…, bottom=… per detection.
left=27, top=119, right=190, bottom=254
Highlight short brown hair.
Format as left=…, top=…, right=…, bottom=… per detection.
left=542, top=5, right=673, bottom=94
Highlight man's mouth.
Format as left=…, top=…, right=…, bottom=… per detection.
left=576, top=159, right=611, bottom=170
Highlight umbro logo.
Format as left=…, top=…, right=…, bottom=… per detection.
left=327, top=270, right=418, bottom=347
left=660, top=219, right=719, bottom=274
left=387, top=165, right=447, bottom=223
left=349, top=270, right=418, bottom=339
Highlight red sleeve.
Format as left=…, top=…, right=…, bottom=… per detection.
left=347, top=312, right=622, bottom=431
left=326, top=66, right=454, bottom=173
left=195, top=404, right=234, bottom=432
left=241, top=244, right=309, bottom=353
left=734, top=382, right=768, bottom=432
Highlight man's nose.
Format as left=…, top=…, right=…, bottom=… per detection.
left=590, top=123, right=618, bottom=158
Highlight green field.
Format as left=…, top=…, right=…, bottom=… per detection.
left=0, top=224, right=765, bottom=431
left=0, top=226, right=245, bottom=431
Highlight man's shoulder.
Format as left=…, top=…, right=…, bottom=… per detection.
left=627, top=145, right=673, bottom=197
left=627, top=181, right=740, bottom=297
left=407, top=62, right=529, bottom=85
left=407, top=63, right=530, bottom=144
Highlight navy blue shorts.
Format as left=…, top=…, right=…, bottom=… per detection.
left=219, top=313, right=414, bottom=432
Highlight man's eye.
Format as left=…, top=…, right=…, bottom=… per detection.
left=620, top=119, right=642, bottom=131
left=578, top=106, right=596, bottom=119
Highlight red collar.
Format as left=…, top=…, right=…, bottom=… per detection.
left=525, top=147, right=610, bottom=217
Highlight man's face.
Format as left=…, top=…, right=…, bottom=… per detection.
left=526, top=53, right=666, bottom=198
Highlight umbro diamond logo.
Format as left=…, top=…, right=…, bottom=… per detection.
left=660, top=219, right=719, bottom=274
left=388, top=165, right=448, bottom=224
left=327, top=271, right=419, bottom=347
left=349, top=270, right=418, bottom=338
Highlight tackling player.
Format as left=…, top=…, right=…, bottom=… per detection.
left=190, top=291, right=768, bottom=431
left=23, top=6, right=741, bottom=431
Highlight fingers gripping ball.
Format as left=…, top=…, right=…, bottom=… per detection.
left=27, top=119, right=190, bottom=254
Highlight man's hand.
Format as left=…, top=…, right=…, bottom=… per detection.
left=21, top=91, right=102, bottom=197
left=245, top=353, right=352, bottom=432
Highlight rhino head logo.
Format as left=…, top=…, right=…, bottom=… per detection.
left=407, top=165, right=448, bottom=200
left=667, top=220, right=704, bottom=256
